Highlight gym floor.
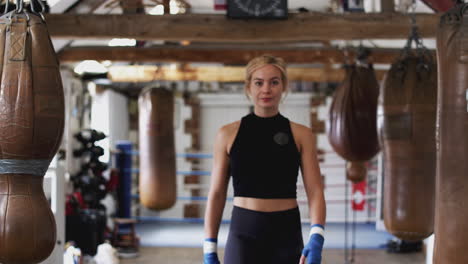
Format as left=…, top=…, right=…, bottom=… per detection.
left=117, top=221, right=426, bottom=263
left=120, top=247, right=425, bottom=264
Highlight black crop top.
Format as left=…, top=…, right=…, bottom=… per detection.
left=229, top=113, right=301, bottom=199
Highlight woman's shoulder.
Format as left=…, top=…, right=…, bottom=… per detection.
left=289, top=121, right=313, bottom=136
left=218, top=120, right=241, bottom=139
left=289, top=121, right=315, bottom=146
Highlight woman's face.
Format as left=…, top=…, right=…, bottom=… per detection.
left=247, top=64, right=285, bottom=110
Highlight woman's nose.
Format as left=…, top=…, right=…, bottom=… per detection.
left=261, top=83, right=271, bottom=92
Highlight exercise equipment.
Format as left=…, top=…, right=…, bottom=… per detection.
left=0, top=1, right=64, bottom=263
left=138, top=87, right=176, bottom=210
left=328, top=51, right=380, bottom=162
left=434, top=2, right=468, bottom=263
left=380, top=22, right=437, bottom=241
left=346, top=162, right=367, bottom=183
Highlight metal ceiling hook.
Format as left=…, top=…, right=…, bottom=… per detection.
left=3, top=0, right=9, bottom=14
left=30, top=0, right=45, bottom=14
left=15, top=0, right=23, bottom=13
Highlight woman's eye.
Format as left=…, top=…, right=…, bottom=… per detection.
left=272, top=80, right=279, bottom=85
left=255, top=81, right=262, bottom=86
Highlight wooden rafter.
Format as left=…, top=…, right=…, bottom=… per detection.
left=58, top=45, right=422, bottom=64
left=44, top=12, right=440, bottom=41
left=107, top=65, right=387, bottom=83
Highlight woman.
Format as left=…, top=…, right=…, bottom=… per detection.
left=203, top=55, right=326, bottom=264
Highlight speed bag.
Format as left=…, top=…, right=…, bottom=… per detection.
left=434, top=4, right=468, bottom=263
left=380, top=54, right=437, bottom=241
left=0, top=12, right=64, bottom=264
left=328, top=64, right=380, bottom=162
left=138, top=87, right=177, bottom=210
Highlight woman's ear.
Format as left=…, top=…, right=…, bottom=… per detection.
left=244, top=84, right=251, bottom=99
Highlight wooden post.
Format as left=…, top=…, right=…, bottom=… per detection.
left=183, top=94, right=201, bottom=219
left=163, top=0, right=170, bottom=14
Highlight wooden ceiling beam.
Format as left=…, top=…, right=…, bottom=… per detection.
left=58, top=46, right=418, bottom=64
left=44, top=12, right=439, bottom=41
left=107, top=65, right=387, bottom=83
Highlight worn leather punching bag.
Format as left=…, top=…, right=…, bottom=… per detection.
left=380, top=52, right=437, bottom=241
left=328, top=64, right=380, bottom=162
left=0, top=8, right=64, bottom=264
left=138, top=87, right=176, bottom=210
left=434, top=3, right=468, bottom=263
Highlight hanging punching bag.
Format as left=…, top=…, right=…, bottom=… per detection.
left=328, top=63, right=380, bottom=162
left=0, top=5, right=64, bottom=264
left=434, top=3, right=468, bottom=263
left=346, top=161, right=367, bottom=183
left=380, top=52, right=437, bottom=241
left=138, top=87, right=176, bottom=210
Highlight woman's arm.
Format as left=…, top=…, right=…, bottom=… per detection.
left=204, top=125, right=232, bottom=239
left=293, top=124, right=326, bottom=264
left=299, top=127, right=326, bottom=225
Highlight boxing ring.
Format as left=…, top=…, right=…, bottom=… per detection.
left=112, top=142, right=381, bottom=226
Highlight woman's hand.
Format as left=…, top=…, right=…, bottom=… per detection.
left=203, top=238, right=220, bottom=264
left=299, top=224, right=325, bottom=264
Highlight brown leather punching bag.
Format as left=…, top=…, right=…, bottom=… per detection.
left=138, top=87, right=176, bottom=210
left=380, top=52, right=437, bottom=241
left=0, top=9, right=64, bottom=264
left=328, top=64, right=380, bottom=162
left=346, top=161, right=367, bottom=183
left=434, top=4, right=468, bottom=263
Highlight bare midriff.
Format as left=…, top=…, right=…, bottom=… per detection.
left=233, top=197, right=298, bottom=212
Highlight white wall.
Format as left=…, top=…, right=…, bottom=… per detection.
left=41, top=69, right=84, bottom=264
left=90, top=86, right=129, bottom=163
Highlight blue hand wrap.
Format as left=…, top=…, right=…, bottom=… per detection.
left=203, top=253, right=220, bottom=264
left=302, top=224, right=325, bottom=264
left=203, top=238, right=220, bottom=264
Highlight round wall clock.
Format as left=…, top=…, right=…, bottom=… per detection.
left=227, top=0, right=288, bottom=19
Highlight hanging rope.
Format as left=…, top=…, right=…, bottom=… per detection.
left=344, top=178, right=357, bottom=264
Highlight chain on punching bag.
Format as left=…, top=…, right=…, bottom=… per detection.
left=138, top=86, right=177, bottom=210
left=327, top=52, right=380, bottom=162
left=0, top=1, right=64, bottom=263
left=434, top=2, right=468, bottom=263
left=380, top=26, right=437, bottom=241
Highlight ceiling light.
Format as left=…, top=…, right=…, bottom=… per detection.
left=74, top=60, right=108, bottom=75
left=108, top=38, right=137, bottom=47
left=149, top=4, right=164, bottom=15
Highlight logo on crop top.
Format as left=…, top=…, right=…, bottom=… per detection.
left=273, top=132, right=289, bottom=146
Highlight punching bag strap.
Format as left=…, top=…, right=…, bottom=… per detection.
left=0, top=159, right=51, bottom=176
left=8, top=16, right=27, bottom=61
left=30, top=0, right=46, bottom=21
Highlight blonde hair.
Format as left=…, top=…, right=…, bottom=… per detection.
left=244, top=55, right=288, bottom=98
